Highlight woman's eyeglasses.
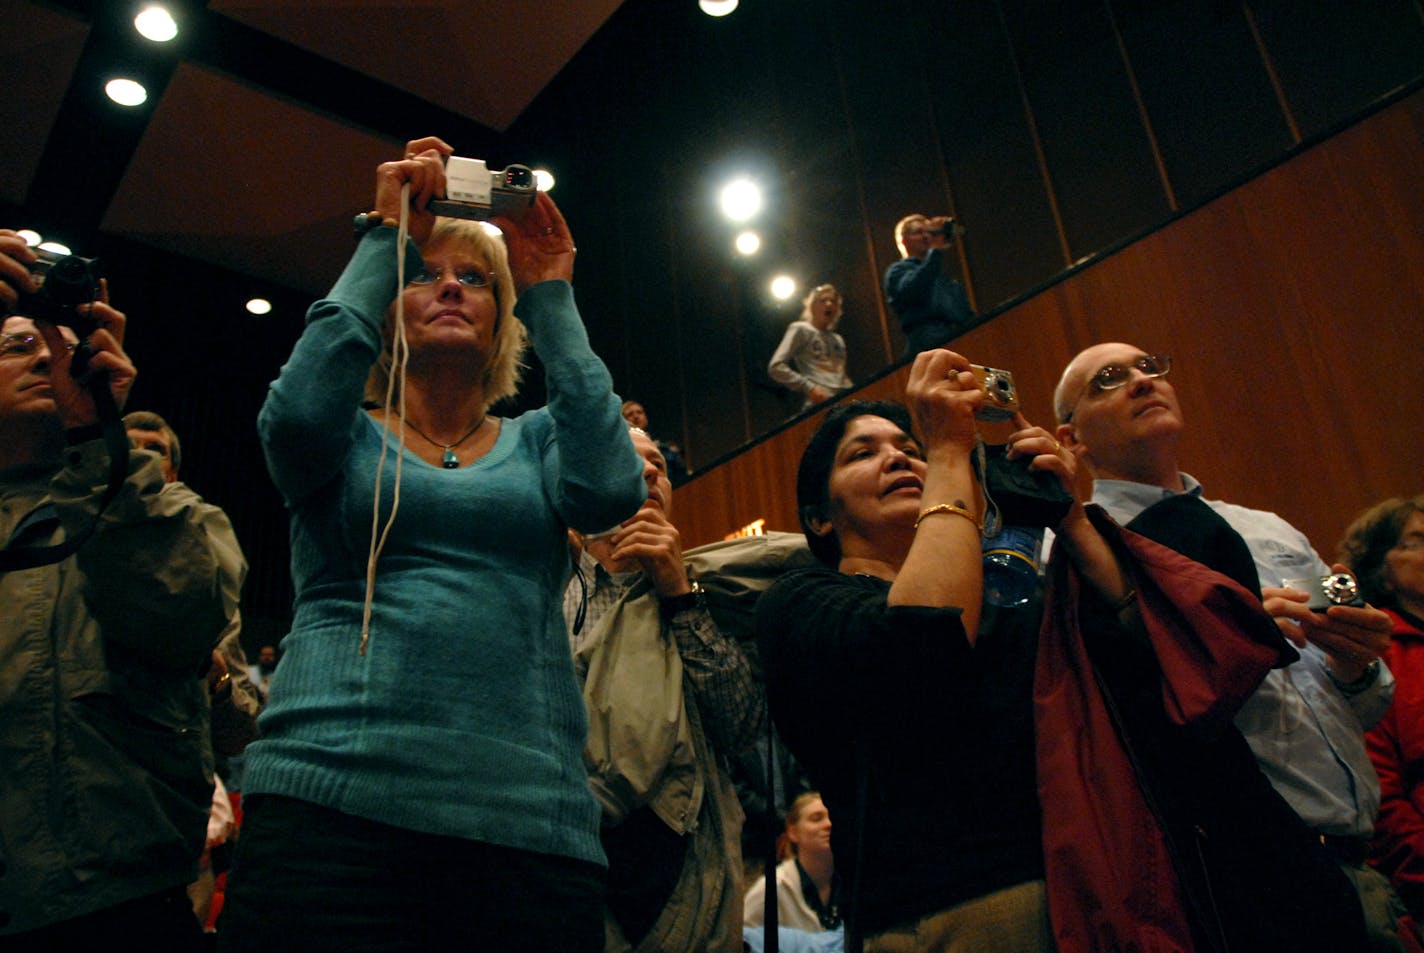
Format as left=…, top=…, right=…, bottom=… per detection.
left=405, top=267, right=492, bottom=289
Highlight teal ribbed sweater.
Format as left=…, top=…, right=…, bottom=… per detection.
left=248, top=228, right=645, bottom=865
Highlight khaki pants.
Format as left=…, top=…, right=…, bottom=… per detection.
left=864, top=879, right=1054, bottom=953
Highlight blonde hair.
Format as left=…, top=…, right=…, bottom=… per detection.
left=894, top=214, right=928, bottom=257
left=776, top=790, right=825, bottom=861
left=363, top=217, right=527, bottom=413
left=800, top=284, right=844, bottom=329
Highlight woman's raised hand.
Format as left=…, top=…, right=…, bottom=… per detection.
left=905, top=348, right=984, bottom=461
left=373, top=137, right=453, bottom=245
left=492, top=192, right=576, bottom=294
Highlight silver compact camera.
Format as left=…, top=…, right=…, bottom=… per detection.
left=969, top=364, right=1020, bottom=422
left=428, top=157, right=538, bottom=222
left=1286, top=572, right=1367, bottom=612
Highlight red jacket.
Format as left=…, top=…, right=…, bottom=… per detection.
left=1036, top=508, right=1294, bottom=953
left=1369, top=608, right=1424, bottom=919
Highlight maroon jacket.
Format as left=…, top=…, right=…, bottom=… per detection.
left=1035, top=506, right=1294, bottom=953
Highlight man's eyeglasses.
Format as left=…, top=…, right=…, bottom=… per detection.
left=405, top=266, right=492, bottom=288
left=1065, top=354, right=1172, bottom=422
left=0, top=332, right=77, bottom=359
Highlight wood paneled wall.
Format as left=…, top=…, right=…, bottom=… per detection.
left=674, top=90, right=1424, bottom=560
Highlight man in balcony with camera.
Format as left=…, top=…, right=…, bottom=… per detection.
left=884, top=213, right=975, bottom=356
left=0, top=228, right=245, bottom=948
left=1052, top=341, right=1405, bottom=951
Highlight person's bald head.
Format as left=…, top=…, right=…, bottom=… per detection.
left=1054, top=343, right=1184, bottom=486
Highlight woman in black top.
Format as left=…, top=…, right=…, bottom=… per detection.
left=755, top=349, right=1132, bottom=951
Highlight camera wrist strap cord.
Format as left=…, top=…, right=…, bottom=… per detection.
left=359, top=184, right=413, bottom=654
left=974, top=436, right=1001, bottom=539
left=0, top=368, right=130, bottom=572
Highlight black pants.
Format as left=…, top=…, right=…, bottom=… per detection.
left=0, top=886, right=203, bottom=953
left=217, top=795, right=606, bottom=953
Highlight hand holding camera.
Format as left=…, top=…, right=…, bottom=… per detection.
left=374, top=136, right=455, bottom=244
left=497, top=191, right=576, bottom=293
left=906, top=349, right=986, bottom=461
left=1263, top=567, right=1393, bottom=672
left=0, top=229, right=39, bottom=312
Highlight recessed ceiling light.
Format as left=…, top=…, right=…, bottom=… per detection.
left=719, top=178, right=761, bottom=222
left=37, top=240, right=72, bottom=257
left=770, top=275, right=796, bottom=300
left=246, top=298, right=272, bottom=316
left=735, top=231, right=760, bottom=255
left=105, top=78, right=148, bottom=107
left=17, top=230, right=41, bottom=247
left=699, top=0, right=739, bottom=16
left=533, top=169, right=555, bottom=192
left=134, top=6, right=178, bottom=42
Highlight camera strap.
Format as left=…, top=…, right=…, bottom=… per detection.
left=0, top=368, right=130, bottom=573
left=974, top=437, right=1002, bottom=538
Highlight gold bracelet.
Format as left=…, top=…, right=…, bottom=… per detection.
left=915, top=502, right=983, bottom=533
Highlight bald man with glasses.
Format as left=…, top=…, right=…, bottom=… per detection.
left=1053, top=341, right=1406, bottom=951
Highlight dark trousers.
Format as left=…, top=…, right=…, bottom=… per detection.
left=217, top=794, right=605, bottom=953
left=0, top=886, right=203, bottom=953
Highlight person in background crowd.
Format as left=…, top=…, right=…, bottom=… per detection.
left=566, top=426, right=764, bottom=952
left=743, top=792, right=840, bottom=935
left=883, top=214, right=974, bottom=356
left=1340, top=494, right=1424, bottom=940
left=621, top=399, right=689, bottom=484
left=126, top=408, right=260, bottom=932
left=768, top=284, right=854, bottom=412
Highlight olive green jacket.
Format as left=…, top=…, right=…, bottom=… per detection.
left=0, top=440, right=246, bottom=935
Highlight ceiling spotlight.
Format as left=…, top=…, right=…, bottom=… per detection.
left=699, top=0, right=739, bottom=16
left=245, top=298, right=272, bottom=316
left=37, top=240, right=72, bottom=257
left=719, top=178, right=762, bottom=222
left=134, top=5, right=178, bottom=42
left=105, top=78, right=148, bottom=107
left=735, top=231, right=760, bottom=256
left=770, top=275, right=796, bottom=300
left=533, top=169, right=555, bottom=192
left=17, top=230, right=41, bottom=247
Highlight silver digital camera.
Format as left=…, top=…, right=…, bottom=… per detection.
left=428, top=157, right=538, bottom=222
left=969, top=364, right=1020, bottom=422
left=1286, top=572, right=1367, bottom=612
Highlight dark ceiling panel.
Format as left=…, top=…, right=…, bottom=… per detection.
left=211, top=0, right=625, bottom=132
left=0, top=1, right=88, bottom=209
left=104, top=62, right=400, bottom=296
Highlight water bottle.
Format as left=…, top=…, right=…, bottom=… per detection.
left=982, top=525, right=1043, bottom=608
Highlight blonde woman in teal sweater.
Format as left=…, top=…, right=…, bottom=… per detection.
left=219, top=138, right=645, bottom=952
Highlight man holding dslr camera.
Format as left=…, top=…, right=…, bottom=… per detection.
left=0, top=228, right=245, bottom=949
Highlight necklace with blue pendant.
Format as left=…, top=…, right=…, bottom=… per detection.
left=398, top=415, right=487, bottom=469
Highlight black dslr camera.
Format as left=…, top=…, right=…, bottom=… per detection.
left=13, top=247, right=104, bottom=338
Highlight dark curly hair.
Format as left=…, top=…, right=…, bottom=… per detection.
left=796, top=400, right=918, bottom=566
left=1336, top=494, right=1424, bottom=609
